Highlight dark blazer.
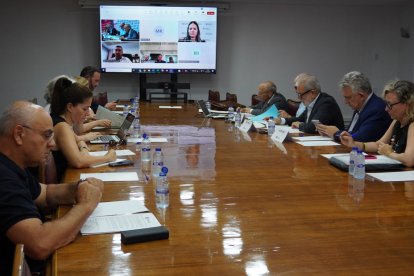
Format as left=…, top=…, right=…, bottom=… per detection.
left=124, top=29, right=139, bottom=40
left=286, top=92, right=344, bottom=134
left=251, top=93, right=287, bottom=116
left=334, top=93, right=391, bottom=142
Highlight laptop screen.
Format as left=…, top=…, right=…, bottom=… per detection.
left=116, top=113, right=135, bottom=139
left=197, top=100, right=210, bottom=116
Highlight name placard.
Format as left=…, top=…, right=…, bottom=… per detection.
left=271, top=126, right=289, bottom=143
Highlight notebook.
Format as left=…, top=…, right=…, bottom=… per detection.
left=197, top=100, right=228, bottom=119
left=90, top=113, right=135, bottom=144
left=96, top=105, right=125, bottom=129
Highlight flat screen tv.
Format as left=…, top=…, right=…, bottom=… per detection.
left=99, top=5, right=217, bottom=74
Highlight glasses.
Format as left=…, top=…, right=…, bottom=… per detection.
left=296, top=89, right=313, bottom=98
left=385, top=101, right=401, bottom=110
left=22, top=125, right=54, bottom=142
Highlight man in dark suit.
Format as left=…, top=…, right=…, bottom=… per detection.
left=241, top=81, right=287, bottom=115
left=120, top=24, right=139, bottom=40
left=275, top=73, right=344, bottom=133
left=317, top=71, right=391, bottom=142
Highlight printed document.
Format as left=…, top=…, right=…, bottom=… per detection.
left=367, top=171, right=414, bottom=182
left=80, top=172, right=139, bottom=182
left=89, top=149, right=135, bottom=157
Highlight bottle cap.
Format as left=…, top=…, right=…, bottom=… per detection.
left=136, top=142, right=141, bottom=145
left=269, top=116, right=274, bottom=119
left=161, top=167, right=168, bottom=174
left=155, top=148, right=161, bottom=151
left=143, top=133, right=147, bottom=138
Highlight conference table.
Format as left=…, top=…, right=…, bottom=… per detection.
left=53, top=102, right=414, bottom=275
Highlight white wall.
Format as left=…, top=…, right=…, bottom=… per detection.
left=0, top=1, right=411, bottom=121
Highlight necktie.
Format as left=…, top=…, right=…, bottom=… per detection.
left=348, top=111, right=359, bottom=132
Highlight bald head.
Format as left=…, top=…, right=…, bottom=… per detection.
left=0, top=101, right=50, bottom=137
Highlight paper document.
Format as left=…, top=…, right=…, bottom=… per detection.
left=331, top=154, right=402, bottom=166
left=81, top=213, right=161, bottom=235
left=251, top=105, right=279, bottom=122
left=159, top=106, right=182, bottom=109
left=367, top=171, right=414, bottom=182
left=80, top=172, right=139, bottom=182
left=127, top=137, right=168, bottom=143
left=89, top=149, right=135, bottom=157
left=114, top=111, right=124, bottom=115
left=90, top=158, right=126, bottom=168
left=321, top=153, right=350, bottom=159
left=89, top=200, right=148, bottom=218
left=296, top=141, right=340, bottom=147
left=293, top=136, right=332, bottom=141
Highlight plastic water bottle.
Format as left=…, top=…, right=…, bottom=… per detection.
left=227, top=106, right=234, bottom=123
left=131, top=116, right=141, bottom=138
left=268, top=116, right=275, bottom=136
left=349, top=147, right=358, bottom=175
left=132, top=95, right=139, bottom=110
left=354, top=150, right=365, bottom=179
left=152, top=148, right=164, bottom=177
left=156, top=167, right=169, bottom=209
left=122, top=104, right=129, bottom=117
left=141, top=133, right=151, bottom=162
left=234, top=108, right=242, bottom=128
left=135, top=142, right=141, bottom=153
left=205, top=101, right=211, bottom=110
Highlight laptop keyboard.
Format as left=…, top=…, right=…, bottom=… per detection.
left=96, top=135, right=118, bottom=142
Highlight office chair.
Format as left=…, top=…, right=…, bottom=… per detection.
left=12, top=244, right=31, bottom=276
left=285, top=99, right=301, bottom=116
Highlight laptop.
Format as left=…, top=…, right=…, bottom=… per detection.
left=96, top=105, right=125, bottom=129
left=197, top=100, right=228, bottom=119
left=90, top=113, right=135, bottom=144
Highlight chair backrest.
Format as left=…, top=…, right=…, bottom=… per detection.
left=285, top=99, right=301, bottom=116
left=39, top=152, right=57, bottom=184
left=208, top=90, right=220, bottom=102
left=93, top=92, right=108, bottom=107
left=12, top=244, right=31, bottom=276
left=225, top=92, right=237, bottom=103
left=251, top=94, right=260, bottom=106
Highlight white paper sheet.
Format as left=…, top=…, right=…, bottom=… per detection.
left=330, top=154, right=402, bottom=165
left=159, top=106, right=182, bottom=109
left=89, top=200, right=148, bottom=218
left=367, top=171, right=414, bottom=182
left=127, top=137, right=168, bottom=143
left=89, top=149, right=135, bottom=157
left=114, top=111, right=124, bottom=115
left=296, top=141, right=340, bottom=147
left=293, top=136, right=333, bottom=141
left=80, top=172, right=139, bottom=182
left=81, top=213, right=161, bottom=235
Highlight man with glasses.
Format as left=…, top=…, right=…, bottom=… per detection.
left=316, top=71, right=391, bottom=142
left=241, top=81, right=287, bottom=115
left=273, top=73, right=344, bottom=134
left=0, top=101, right=104, bottom=276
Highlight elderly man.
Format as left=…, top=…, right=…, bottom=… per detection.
left=241, top=81, right=287, bottom=116
left=317, top=71, right=391, bottom=142
left=120, top=23, right=139, bottom=40
left=80, top=66, right=117, bottom=111
left=0, top=101, right=103, bottom=276
left=107, top=45, right=132, bottom=63
left=274, top=73, right=344, bottom=134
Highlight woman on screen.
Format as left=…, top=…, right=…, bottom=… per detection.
left=179, top=21, right=205, bottom=42
left=340, top=80, right=414, bottom=167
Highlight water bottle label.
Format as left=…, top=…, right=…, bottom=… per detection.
left=156, top=189, right=169, bottom=195
left=142, top=148, right=150, bottom=152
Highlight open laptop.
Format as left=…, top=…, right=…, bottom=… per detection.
left=90, top=113, right=135, bottom=144
left=96, top=105, right=125, bottom=129
left=197, top=100, right=228, bottom=119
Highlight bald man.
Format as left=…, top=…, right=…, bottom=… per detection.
left=241, top=81, right=287, bottom=116
left=0, top=101, right=103, bottom=276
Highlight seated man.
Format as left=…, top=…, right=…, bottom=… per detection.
left=273, top=73, right=344, bottom=133
left=0, top=101, right=103, bottom=276
left=317, top=71, right=391, bottom=142
left=120, top=24, right=139, bottom=40
left=80, top=66, right=117, bottom=111
left=107, top=45, right=132, bottom=63
left=241, top=81, right=287, bottom=115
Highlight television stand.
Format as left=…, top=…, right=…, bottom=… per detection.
left=140, top=73, right=190, bottom=103
left=149, top=91, right=188, bottom=103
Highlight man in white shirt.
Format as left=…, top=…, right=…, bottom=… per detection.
left=107, top=45, right=132, bottom=63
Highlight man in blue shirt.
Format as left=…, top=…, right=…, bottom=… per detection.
left=316, top=71, right=391, bottom=142
left=0, top=101, right=104, bottom=276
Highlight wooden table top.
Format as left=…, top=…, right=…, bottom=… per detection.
left=54, top=102, right=414, bottom=275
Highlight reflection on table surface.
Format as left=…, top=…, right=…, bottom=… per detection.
left=55, top=102, right=414, bottom=275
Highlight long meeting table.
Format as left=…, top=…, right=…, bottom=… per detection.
left=54, top=102, right=414, bottom=275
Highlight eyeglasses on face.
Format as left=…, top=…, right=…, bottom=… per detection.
left=385, top=101, right=401, bottom=110
left=22, top=125, right=54, bottom=142
left=295, top=89, right=313, bottom=98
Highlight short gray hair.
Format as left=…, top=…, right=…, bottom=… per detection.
left=44, top=75, right=73, bottom=104
left=339, top=71, right=372, bottom=95
left=0, top=101, right=40, bottom=136
left=295, top=73, right=321, bottom=93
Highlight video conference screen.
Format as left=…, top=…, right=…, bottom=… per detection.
left=99, top=5, right=217, bottom=74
